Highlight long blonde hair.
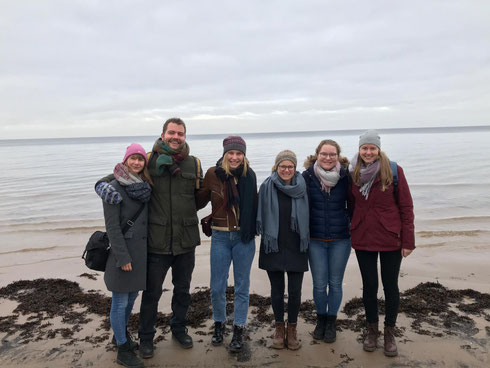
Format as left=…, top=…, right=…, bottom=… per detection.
left=221, top=153, right=249, bottom=176
left=304, top=139, right=349, bottom=169
left=352, top=151, right=392, bottom=191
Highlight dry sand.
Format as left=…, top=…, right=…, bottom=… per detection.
left=0, top=228, right=489, bottom=368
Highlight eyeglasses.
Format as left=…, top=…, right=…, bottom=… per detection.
left=319, top=152, right=338, bottom=158
left=278, top=165, right=295, bottom=171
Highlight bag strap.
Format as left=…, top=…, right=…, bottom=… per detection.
left=121, top=203, right=146, bottom=234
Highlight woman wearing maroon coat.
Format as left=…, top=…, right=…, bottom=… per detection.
left=349, top=130, right=414, bottom=357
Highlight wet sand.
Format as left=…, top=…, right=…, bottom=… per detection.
left=0, top=229, right=489, bottom=368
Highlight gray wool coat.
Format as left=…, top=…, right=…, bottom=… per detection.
left=103, top=180, right=148, bottom=293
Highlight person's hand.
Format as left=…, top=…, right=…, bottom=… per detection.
left=121, top=263, right=132, bottom=271
left=402, top=248, right=413, bottom=257
left=96, top=182, right=122, bottom=204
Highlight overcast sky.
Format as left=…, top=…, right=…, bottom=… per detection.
left=1, top=0, right=489, bottom=139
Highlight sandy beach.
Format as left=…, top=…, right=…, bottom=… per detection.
left=1, top=225, right=489, bottom=368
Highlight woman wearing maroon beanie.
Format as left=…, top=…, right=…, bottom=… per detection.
left=196, top=136, right=258, bottom=352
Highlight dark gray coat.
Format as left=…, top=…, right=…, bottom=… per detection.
left=258, top=190, right=309, bottom=273
left=103, top=180, right=148, bottom=293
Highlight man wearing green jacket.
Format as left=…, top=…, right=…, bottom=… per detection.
left=95, top=118, right=203, bottom=357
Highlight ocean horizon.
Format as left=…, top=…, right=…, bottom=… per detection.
left=1, top=124, right=489, bottom=146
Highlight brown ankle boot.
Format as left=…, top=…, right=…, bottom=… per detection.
left=363, top=322, right=379, bottom=352
left=286, top=322, right=301, bottom=350
left=271, top=322, right=285, bottom=349
left=383, top=326, right=398, bottom=357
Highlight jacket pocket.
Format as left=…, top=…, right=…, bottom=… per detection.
left=181, top=172, right=197, bottom=194
left=182, top=216, right=200, bottom=248
left=379, top=215, right=401, bottom=238
left=148, top=219, right=169, bottom=250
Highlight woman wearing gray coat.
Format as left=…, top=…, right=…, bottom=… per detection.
left=102, top=143, right=152, bottom=368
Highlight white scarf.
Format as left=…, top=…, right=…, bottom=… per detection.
left=313, top=160, right=341, bottom=193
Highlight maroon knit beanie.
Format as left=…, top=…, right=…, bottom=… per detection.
left=223, top=136, right=246, bottom=155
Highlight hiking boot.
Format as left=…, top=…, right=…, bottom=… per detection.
left=138, top=340, right=154, bottom=359
left=286, top=322, right=301, bottom=350
left=229, top=325, right=244, bottom=352
left=172, top=328, right=193, bottom=349
left=383, top=326, right=398, bottom=357
left=211, top=321, right=225, bottom=346
left=112, top=330, right=138, bottom=351
left=271, top=322, right=285, bottom=349
left=313, top=314, right=327, bottom=340
left=323, top=315, right=337, bottom=343
left=117, top=340, right=144, bottom=368
left=363, top=322, right=379, bottom=352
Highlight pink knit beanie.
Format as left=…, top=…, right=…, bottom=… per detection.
left=123, top=143, right=147, bottom=164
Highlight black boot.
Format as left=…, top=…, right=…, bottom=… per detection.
left=211, top=321, right=225, bottom=346
left=138, top=340, right=154, bottom=359
left=229, top=325, right=244, bottom=352
left=324, top=315, right=337, bottom=343
left=112, top=330, right=138, bottom=350
left=117, top=340, right=144, bottom=367
left=172, top=327, right=193, bottom=349
left=313, top=314, right=327, bottom=340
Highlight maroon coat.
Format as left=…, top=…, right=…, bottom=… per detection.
left=350, top=165, right=415, bottom=251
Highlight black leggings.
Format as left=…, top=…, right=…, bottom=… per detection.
left=267, top=271, right=304, bottom=324
left=355, top=250, right=402, bottom=327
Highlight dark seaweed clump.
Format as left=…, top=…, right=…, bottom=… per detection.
left=0, top=279, right=488, bottom=347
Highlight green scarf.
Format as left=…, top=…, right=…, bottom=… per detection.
left=150, top=138, right=190, bottom=176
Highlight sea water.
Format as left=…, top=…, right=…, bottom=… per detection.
left=1, top=127, right=489, bottom=261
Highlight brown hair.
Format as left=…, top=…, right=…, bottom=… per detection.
left=221, top=152, right=249, bottom=177
left=162, top=117, right=186, bottom=135
left=352, top=150, right=392, bottom=191
left=304, top=139, right=349, bottom=169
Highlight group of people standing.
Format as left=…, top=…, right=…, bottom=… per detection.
left=96, top=118, right=414, bottom=368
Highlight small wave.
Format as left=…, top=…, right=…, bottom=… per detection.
left=0, top=245, right=74, bottom=256
left=417, top=215, right=490, bottom=223
left=0, top=222, right=104, bottom=233
left=416, top=242, right=446, bottom=248
left=417, top=230, right=482, bottom=238
left=410, top=182, right=490, bottom=188
left=0, top=255, right=81, bottom=268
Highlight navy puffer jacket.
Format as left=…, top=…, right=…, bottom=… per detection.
left=302, top=165, right=351, bottom=240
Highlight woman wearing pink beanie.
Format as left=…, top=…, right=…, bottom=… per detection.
left=102, top=143, right=152, bottom=368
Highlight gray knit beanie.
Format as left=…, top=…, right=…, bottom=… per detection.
left=359, top=130, right=381, bottom=148
left=274, top=150, right=297, bottom=170
left=223, top=136, right=246, bottom=155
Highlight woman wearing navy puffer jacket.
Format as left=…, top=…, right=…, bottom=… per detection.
left=302, top=139, right=351, bottom=344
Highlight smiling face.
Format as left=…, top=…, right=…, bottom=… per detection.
left=161, top=122, right=186, bottom=151
left=317, top=144, right=339, bottom=170
left=277, top=160, right=295, bottom=184
left=226, top=150, right=244, bottom=169
left=126, top=154, right=145, bottom=174
left=359, top=144, right=380, bottom=164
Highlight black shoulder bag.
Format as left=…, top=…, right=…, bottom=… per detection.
left=82, top=203, right=145, bottom=272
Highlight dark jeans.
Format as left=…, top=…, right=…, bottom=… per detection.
left=138, top=250, right=195, bottom=341
left=267, top=271, right=304, bottom=324
left=355, top=249, right=402, bottom=327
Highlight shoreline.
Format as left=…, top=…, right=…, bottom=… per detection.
left=1, top=231, right=489, bottom=367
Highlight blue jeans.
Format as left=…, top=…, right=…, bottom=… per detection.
left=210, top=230, right=255, bottom=325
left=111, top=291, right=139, bottom=345
left=308, top=238, right=351, bottom=316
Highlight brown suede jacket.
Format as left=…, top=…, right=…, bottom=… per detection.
left=196, top=167, right=240, bottom=231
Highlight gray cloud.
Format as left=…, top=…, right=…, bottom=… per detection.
left=1, top=0, right=489, bottom=138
